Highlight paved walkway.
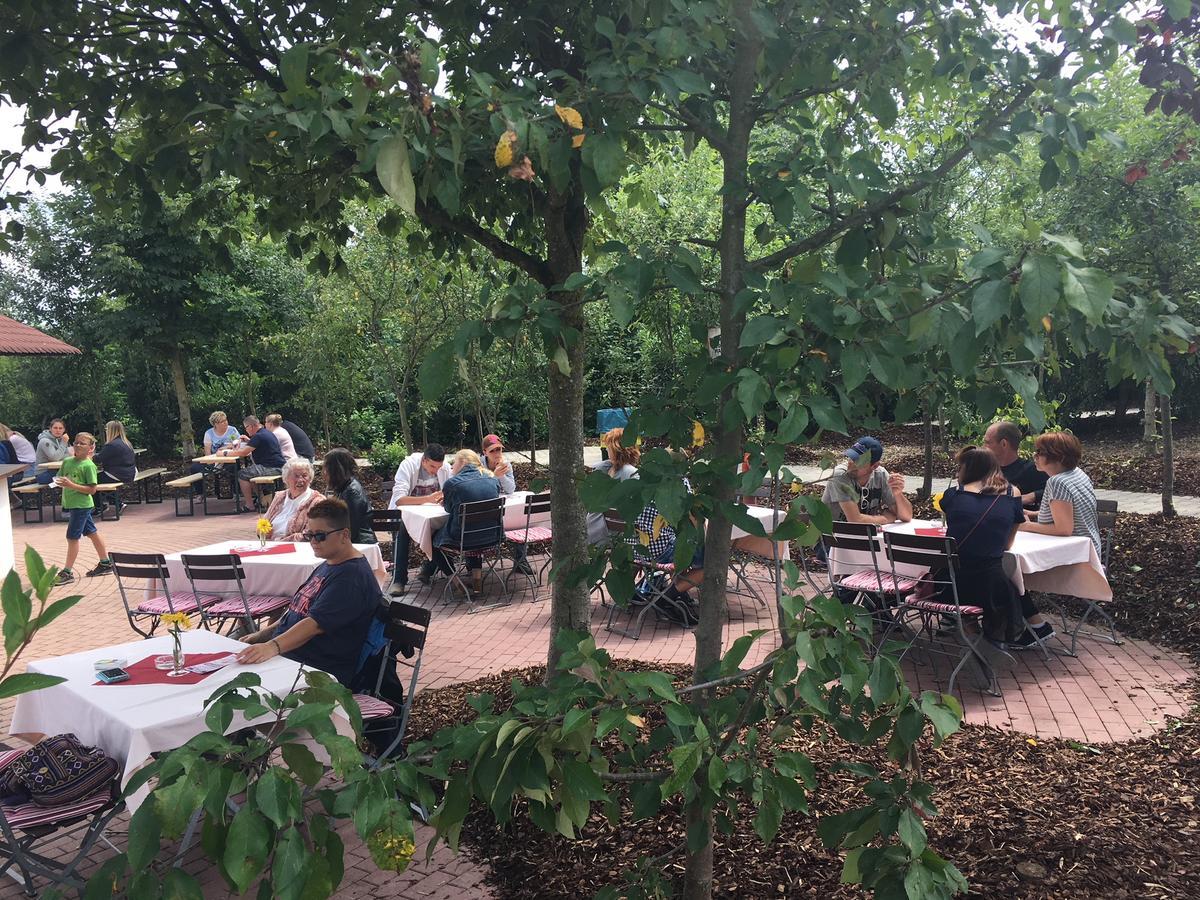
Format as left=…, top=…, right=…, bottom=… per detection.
left=0, top=499, right=1194, bottom=897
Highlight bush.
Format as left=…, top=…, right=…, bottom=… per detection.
left=370, top=438, right=408, bottom=475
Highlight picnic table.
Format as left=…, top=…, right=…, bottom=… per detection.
left=9, top=630, right=353, bottom=810
left=163, top=539, right=386, bottom=598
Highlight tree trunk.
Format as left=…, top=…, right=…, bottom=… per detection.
left=245, top=368, right=257, bottom=418
left=542, top=191, right=591, bottom=674
left=1113, top=379, right=1133, bottom=424
left=684, top=8, right=761, bottom=897
left=168, top=346, right=196, bottom=457
left=1143, top=379, right=1159, bottom=451
left=1161, top=393, right=1176, bottom=518
left=919, top=409, right=933, bottom=500
left=529, top=407, right=537, bottom=475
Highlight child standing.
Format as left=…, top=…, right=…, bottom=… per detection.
left=54, top=432, right=113, bottom=585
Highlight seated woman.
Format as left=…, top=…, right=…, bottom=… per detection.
left=189, top=410, right=243, bottom=494
left=263, top=457, right=321, bottom=541
left=0, top=424, right=36, bottom=480
left=586, top=427, right=640, bottom=546
left=628, top=457, right=703, bottom=616
left=1015, top=431, right=1100, bottom=648
left=426, top=449, right=500, bottom=593
left=34, top=419, right=70, bottom=484
left=938, top=447, right=1025, bottom=645
left=94, top=420, right=137, bottom=514
left=323, top=448, right=377, bottom=545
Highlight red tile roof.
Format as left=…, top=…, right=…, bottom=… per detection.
left=0, top=314, right=81, bottom=356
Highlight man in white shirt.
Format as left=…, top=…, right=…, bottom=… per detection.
left=387, top=444, right=452, bottom=596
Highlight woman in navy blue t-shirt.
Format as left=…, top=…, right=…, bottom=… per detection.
left=940, top=447, right=1025, bottom=643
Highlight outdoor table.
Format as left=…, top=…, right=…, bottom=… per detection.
left=730, top=504, right=792, bottom=561
left=163, top=539, right=386, bottom=598
left=9, top=630, right=353, bottom=810
left=192, top=453, right=243, bottom=510
left=35, top=460, right=62, bottom=472
left=401, top=490, right=551, bottom=558
left=829, top=520, right=1111, bottom=602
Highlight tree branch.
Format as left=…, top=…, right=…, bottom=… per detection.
left=415, top=200, right=554, bottom=286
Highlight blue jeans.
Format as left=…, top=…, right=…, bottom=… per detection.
left=65, top=507, right=97, bottom=540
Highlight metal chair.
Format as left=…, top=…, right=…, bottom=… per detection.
left=439, top=497, right=509, bottom=610
left=370, top=509, right=409, bottom=585
left=729, top=483, right=788, bottom=608
left=602, top=511, right=685, bottom=640
left=358, top=601, right=432, bottom=765
left=876, top=531, right=1013, bottom=698
left=822, top=522, right=920, bottom=612
left=503, top=492, right=553, bottom=600
left=179, top=553, right=291, bottom=634
left=0, top=748, right=123, bottom=896
left=109, top=552, right=207, bottom=638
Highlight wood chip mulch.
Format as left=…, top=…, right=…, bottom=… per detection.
left=402, top=665, right=1200, bottom=900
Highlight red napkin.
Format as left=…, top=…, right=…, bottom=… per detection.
left=94, top=652, right=233, bottom=686
left=915, top=527, right=948, bottom=537
left=229, top=543, right=297, bottom=558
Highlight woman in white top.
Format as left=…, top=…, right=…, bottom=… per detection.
left=265, top=413, right=297, bottom=461
left=263, top=457, right=320, bottom=541
left=586, top=428, right=641, bottom=545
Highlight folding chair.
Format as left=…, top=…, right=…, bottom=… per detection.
left=439, top=497, right=509, bottom=610
left=179, top=553, right=291, bottom=634
left=357, top=601, right=432, bottom=765
left=503, top=492, right=553, bottom=600
left=1036, top=498, right=1123, bottom=656
left=110, top=552, right=208, bottom=638
left=601, top=511, right=687, bottom=640
left=729, top=483, right=789, bottom=608
left=0, top=747, right=123, bottom=896
left=876, top=531, right=1013, bottom=697
left=822, top=522, right=919, bottom=613
left=371, top=509, right=408, bottom=585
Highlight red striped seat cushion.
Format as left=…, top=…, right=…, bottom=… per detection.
left=838, top=570, right=920, bottom=594
left=907, top=599, right=984, bottom=617
left=634, top=560, right=675, bottom=573
left=353, top=694, right=396, bottom=720
left=2, top=791, right=111, bottom=831
left=0, top=749, right=25, bottom=772
left=134, top=593, right=204, bottom=616
left=504, top=526, right=553, bottom=543
left=206, top=594, right=291, bottom=618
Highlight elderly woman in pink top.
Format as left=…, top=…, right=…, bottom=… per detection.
left=263, top=457, right=320, bottom=540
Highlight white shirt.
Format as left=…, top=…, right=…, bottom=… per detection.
left=269, top=426, right=297, bottom=461
left=270, top=488, right=313, bottom=537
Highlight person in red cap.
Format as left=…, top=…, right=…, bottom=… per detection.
left=481, top=434, right=515, bottom=495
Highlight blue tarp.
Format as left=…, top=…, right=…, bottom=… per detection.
left=596, top=408, right=632, bottom=434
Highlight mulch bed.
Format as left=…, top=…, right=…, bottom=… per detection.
left=404, top=665, right=1200, bottom=900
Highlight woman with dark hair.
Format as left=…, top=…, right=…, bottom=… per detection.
left=323, top=448, right=376, bottom=544
left=937, top=446, right=1026, bottom=644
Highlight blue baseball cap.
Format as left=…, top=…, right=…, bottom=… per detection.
left=844, top=436, right=883, bottom=464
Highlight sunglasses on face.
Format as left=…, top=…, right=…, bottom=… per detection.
left=302, top=527, right=347, bottom=543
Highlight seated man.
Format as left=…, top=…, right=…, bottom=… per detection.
left=236, top=498, right=381, bottom=687
left=820, top=435, right=913, bottom=526
left=220, top=415, right=286, bottom=511
left=279, top=416, right=315, bottom=461
left=982, top=419, right=1048, bottom=509
left=387, top=443, right=452, bottom=596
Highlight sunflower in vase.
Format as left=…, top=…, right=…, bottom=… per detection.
left=160, top=612, right=192, bottom=676
left=255, top=517, right=272, bottom=549
left=931, top=491, right=946, bottom=527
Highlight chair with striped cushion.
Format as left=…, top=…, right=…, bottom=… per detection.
left=823, top=522, right=919, bottom=615
left=358, top=602, right=432, bottom=765
left=875, top=531, right=1012, bottom=698
left=601, top=509, right=684, bottom=640
left=503, top=492, right=553, bottom=600
left=0, top=746, right=123, bottom=896
left=179, top=553, right=291, bottom=634
left=110, top=552, right=206, bottom=638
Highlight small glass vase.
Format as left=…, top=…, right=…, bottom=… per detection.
left=258, top=534, right=267, bottom=550
left=169, top=632, right=186, bottom=677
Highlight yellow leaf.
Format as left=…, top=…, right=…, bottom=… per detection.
left=626, top=713, right=646, bottom=728
left=572, top=133, right=585, bottom=149
left=692, top=421, right=705, bottom=448
left=637, top=530, right=650, bottom=547
left=652, top=515, right=667, bottom=540
left=932, top=491, right=944, bottom=513
left=789, top=482, right=801, bottom=494
left=555, top=104, right=583, bottom=131
left=1042, top=315, right=1053, bottom=333
left=494, top=130, right=516, bottom=168
left=777, top=168, right=791, bottom=179
left=1026, top=738, right=1038, bottom=746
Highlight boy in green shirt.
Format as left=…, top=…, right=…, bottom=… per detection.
left=53, top=432, right=112, bottom=585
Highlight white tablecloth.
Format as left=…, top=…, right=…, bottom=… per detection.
left=401, top=490, right=551, bottom=558
left=830, top=520, right=1111, bottom=602
left=164, top=540, right=385, bottom=598
left=9, top=630, right=352, bottom=809
left=730, top=504, right=792, bottom=561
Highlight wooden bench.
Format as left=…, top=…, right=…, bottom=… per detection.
left=165, top=472, right=205, bottom=517
left=93, top=482, right=123, bottom=521
left=249, top=474, right=282, bottom=511
left=13, top=483, right=49, bottom=524
left=125, top=467, right=166, bottom=505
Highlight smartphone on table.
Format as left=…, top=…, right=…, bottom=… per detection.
left=96, top=668, right=130, bottom=684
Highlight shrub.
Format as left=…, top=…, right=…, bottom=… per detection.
left=370, top=439, right=408, bottom=475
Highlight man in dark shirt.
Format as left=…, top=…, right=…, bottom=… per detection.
left=983, top=420, right=1048, bottom=509
left=237, top=498, right=381, bottom=686
left=222, top=414, right=286, bottom=510
left=276, top=415, right=315, bottom=460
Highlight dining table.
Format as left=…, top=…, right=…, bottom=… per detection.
left=401, top=490, right=550, bottom=558
left=162, top=539, right=386, bottom=598
left=9, top=630, right=354, bottom=810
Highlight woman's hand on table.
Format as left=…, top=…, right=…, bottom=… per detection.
left=423, top=491, right=443, bottom=504
left=236, top=639, right=281, bottom=665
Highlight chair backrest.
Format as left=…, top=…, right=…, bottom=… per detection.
left=1095, top=498, right=1118, bottom=567
left=455, top=497, right=503, bottom=548
left=881, top=531, right=963, bottom=603
left=179, top=553, right=248, bottom=584
left=372, top=601, right=432, bottom=763
left=370, top=509, right=407, bottom=534
left=822, top=520, right=878, bottom=553
left=522, top=491, right=551, bottom=517
left=109, top=552, right=170, bottom=582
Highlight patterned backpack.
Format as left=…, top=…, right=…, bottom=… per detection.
left=0, top=734, right=118, bottom=807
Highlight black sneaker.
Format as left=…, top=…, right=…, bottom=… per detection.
left=1010, top=622, right=1055, bottom=650
left=387, top=581, right=408, bottom=597
left=417, top=562, right=436, bottom=587
left=86, top=561, right=114, bottom=577
left=55, top=569, right=75, bottom=585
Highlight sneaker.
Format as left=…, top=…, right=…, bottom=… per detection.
left=1009, top=622, right=1055, bottom=650
left=417, top=563, right=435, bottom=587
left=387, top=581, right=408, bottom=598
left=85, top=561, right=113, bottom=577
left=55, top=569, right=75, bottom=586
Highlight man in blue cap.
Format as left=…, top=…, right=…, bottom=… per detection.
left=821, top=436, right=912, bottom=526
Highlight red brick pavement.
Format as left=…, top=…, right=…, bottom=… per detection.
left=0, top=501, right=1193, bottom=896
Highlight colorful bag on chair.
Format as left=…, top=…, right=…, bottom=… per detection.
left=0, top=734, right=118, bottom=807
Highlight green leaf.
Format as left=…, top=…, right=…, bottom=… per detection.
left=918, top=692, right=963, bottom=741
left=126, top=799, right=162, bottom=870
left=376, top=135, right=416, bottom=216
left=271, top=827, right=310, bottom=900
left=660, top=743, right=701, bottom=799
left=966, top=247, right=1006, bottom=271
left=898, top=808, right=927, bottom=856
left=1041, top=232, right=1084, bottom=258
left=253, top=768, right=300, bottom=828
left=631, top=781, right=661, bottom=820
left=752, top=785, right=783, bottom=842
left=582, top=133, right=625, bottom=188
left=0, top=672, right=66, bottom=700
left=279, top=44, right=309, bottom=96
left=162, top=868, right=204, bottom=900
left=740, top=315, right=786, bottom=347
left=551, top=345, right=571, bottom=376
left=972, top=280, right=1011, bottom=336
left=222, top=807, right=271, bottom=894
left=1039, top=158, right=1059, bottom=191
left=1062, top=263, right=1113, bottom=323
left=736, top=369, right=770, bottom=422
left=1018, top=254, right=1059, bottom=320
left=419, top=341, right=456, bottom=402
left=30, top=594, right=82, bottom=633
left=280, top=743, right=324, bottom=788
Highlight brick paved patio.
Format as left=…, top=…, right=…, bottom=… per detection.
left=0, top=499, right=1193, bottom=897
